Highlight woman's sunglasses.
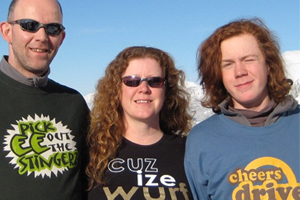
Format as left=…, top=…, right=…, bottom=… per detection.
left=9, top=19, right=65, bottom=36
left=122, top=76, right=165, bottom=88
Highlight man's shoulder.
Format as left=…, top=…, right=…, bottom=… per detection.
left=47, top=79, right=80, bottom=94
left=46, top=79, right=88, bottom=109
left=192, top=113, right=222, bottom=130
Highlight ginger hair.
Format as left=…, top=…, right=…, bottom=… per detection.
left=198, top=18, right=292, bottom=112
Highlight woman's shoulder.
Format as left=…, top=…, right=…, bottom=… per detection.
left=161, top=134, right=187, bottom=146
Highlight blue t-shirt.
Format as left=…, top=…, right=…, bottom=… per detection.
left=185, top=106, right=300, bottom=200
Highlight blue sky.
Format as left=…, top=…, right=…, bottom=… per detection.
left=0, top=0, right=299, bottom=95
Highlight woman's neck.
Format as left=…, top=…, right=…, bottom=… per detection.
left=123, top=121, right=163, bottom=145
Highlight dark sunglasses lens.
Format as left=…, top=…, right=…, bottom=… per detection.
left=148, top=77, right=164, bottom=88
left=20, top=20, right=39, bottom=32
left=46, top=24, right=61, bottom=35
left=19, top=20, right=62, bottom=35
left=123, top=77, right=141, bottom=87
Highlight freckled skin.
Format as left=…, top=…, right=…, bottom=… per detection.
left=221, top=34, right=270, bottom=111
left=121, top=58, right=166, bottom=125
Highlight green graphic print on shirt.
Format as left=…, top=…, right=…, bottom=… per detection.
left=3, top=114, right=78, bottom=177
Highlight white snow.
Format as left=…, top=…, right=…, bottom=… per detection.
left=283, top=51, right=300, bottom=102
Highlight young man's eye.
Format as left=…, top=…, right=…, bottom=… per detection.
left=222, top=63, right=232, bottom=68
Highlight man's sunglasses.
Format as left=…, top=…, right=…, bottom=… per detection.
left=9, top=19, right=65, bottom=36
left=122, top=76, right=165, bottom=88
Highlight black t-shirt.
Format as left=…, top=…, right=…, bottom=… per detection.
left=88, top=134, right=193, bottom=200
left=0, top=67, right=89, bottom=200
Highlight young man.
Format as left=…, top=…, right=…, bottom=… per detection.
left=185, top=18, right=299, bottom=200
left=0, top=0, right=89, bottom=199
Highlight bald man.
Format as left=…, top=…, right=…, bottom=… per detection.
left=0, top=0, right=89, bottom=199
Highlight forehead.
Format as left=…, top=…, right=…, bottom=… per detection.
left=221, top=34, right=262, bottom=57
left=13, top=0, right=62, bottom=23
left=124, top=58, right=163, bottom=75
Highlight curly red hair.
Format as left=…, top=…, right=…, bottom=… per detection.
left=86, top=46, right=192, bottom=188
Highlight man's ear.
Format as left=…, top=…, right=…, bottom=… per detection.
left=0, top=21, right=13, bottom=44
left=59, top=31, right=66, bottom=46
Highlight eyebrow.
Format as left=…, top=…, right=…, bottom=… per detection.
left=221, top=54, right=259, bottom=62
left=242, top=54, right=259, bottom=60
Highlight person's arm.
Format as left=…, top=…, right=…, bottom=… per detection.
left=184, top=131, right=209, bottom=200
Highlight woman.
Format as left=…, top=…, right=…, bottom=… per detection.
left=87, top=46, right=193, bottom=199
